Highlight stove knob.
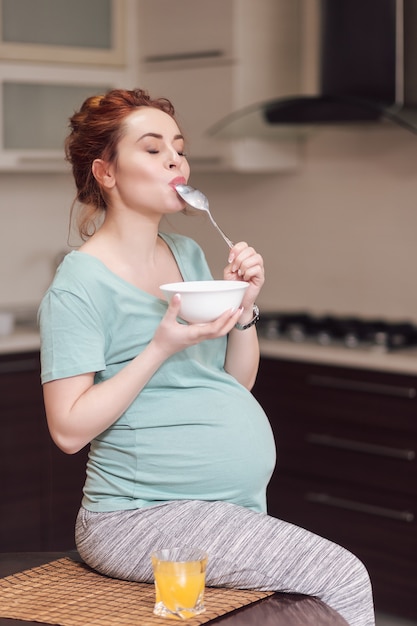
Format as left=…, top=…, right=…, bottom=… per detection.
left=288, top=324, right=306, bottom=343
left=264, top=320, right=280, bottom=339
left=374, top=331, right=389, bottom=347
left=345, top=333, right=360, bottom=348
left=317, top=331, right=332, bottom=346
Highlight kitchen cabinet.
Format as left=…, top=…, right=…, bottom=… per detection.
left=3, top=80, right=111, bottom=153
left=0, top=351, right=88, bottom=551
left=138, top=0, right=301, bottom=171
left=0, top=67, right=125, bottom=171
left=252, top=356, right=417, bottom=620
left=138, top=0, right=234, bottom=65
left=0, top=0, right=125, bottom=66
left=0, top=0, right=135, bottom=171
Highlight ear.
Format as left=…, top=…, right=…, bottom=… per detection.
left=92, top=158, right=115, bottom=190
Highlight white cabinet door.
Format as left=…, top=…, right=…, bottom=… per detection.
left=138, top=0, right=234, bottom=65
left=0, top=82, right=111, bottom=171
left=138, top=0, right=301, bottom=171
left=0, top=0, right=135, bottom=171
left=142, top=65, right=233, bottom=169
left=0, top=0, right=125, bottom=66
left=3, top=82, right=111, bottom=151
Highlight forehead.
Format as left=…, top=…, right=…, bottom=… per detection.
left=123, top=106, right=182, bottom=137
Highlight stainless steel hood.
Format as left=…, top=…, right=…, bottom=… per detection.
left=209, top=0, right=417, bottom=139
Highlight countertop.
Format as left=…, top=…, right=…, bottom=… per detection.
left=2, top=329, right=417, bottom=376
left=0, top=328, right=40, bottom=355
left=259, top=338, right=417, bottom=376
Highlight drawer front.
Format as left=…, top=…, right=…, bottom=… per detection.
left=0, top=352, right=42, bottom=408
left=255, top=357, right=417, bottom=619
left=254, top=358, right=417, bottom=495
left=267, top=474, right=417, bottom=619
left=268, top=475, right=416, bottom=555
left=1, top=405, right=44, bottom=552
left=274, top=414, right=417, bottom=496
left=255, top=358, right=417, bottom=433
left=0, top=351, right=40, bottom=372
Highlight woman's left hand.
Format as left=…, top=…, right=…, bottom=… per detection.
left=223, top=242, right=265, bottom=309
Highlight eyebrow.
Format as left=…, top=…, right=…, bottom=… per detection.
left=137, top=132, right=184, bottom=141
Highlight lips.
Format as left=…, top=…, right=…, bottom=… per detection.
left=169, top=176, right=187, bottom=190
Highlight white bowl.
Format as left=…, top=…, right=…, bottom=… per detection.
left=160, top=280, right=249, bottom=323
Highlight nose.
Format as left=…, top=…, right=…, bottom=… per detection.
left=166, top=146, right=182, bottom=169
left=168, top=156, right=180, bottom=169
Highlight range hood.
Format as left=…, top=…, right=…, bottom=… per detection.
left=209, top=0, right=417, bottom=139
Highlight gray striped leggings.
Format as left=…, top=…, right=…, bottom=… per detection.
left=75, top=500, right=375, bottom=626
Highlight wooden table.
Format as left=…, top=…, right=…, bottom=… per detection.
left=0, top=552, right=347, bottom=625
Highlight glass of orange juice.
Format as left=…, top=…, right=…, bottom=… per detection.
left=151, top=547, right=208, bottom=620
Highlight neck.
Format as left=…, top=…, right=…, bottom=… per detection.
left=96, top=209, right=161, bottom=258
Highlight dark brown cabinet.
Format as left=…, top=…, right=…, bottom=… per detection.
left=0, top=351, right=88, bottom=551
left=253, top=356, right=417, bottom=620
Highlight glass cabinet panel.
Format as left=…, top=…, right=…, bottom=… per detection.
left=3, top=82, right=110, bottom=150
left=0, top=0, right=125, bottom=65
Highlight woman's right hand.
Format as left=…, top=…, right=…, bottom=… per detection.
left=152, top=293, right=242, bottom=358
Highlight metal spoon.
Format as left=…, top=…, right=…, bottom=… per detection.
left=175, top=184, right=234, bottom=249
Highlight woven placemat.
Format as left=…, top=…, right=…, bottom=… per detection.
left=0, top=557, right=273, bottom=625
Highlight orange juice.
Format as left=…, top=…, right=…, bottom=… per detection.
left=151, top=548, right=207, bottom=620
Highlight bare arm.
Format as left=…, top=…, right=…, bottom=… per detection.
left=43, top=295, right=243, bottom=454
left=223, top=242, right=265, bottom=389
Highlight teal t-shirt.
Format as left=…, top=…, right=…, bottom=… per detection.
left=39, top=233, right=276, bottom=513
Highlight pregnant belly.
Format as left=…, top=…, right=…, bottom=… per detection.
left=136, top=396, right=276, bottom=509
left=89, top=387, right=276, bottom=512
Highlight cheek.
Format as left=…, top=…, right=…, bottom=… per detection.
left=116, top=160, right=154, bottom=190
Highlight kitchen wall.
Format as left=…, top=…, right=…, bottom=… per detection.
left=2, top=120, right=417, bottom=321
left=0, top=171, right=76, bottom=314
left=169, top=121, right=417, bottom=321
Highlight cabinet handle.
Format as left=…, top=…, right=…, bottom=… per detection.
left=306, top=433, right=416, bottom=461
left=306, top=491, right=414, bottom=523
left=0, top=357, right=39, bottom=374
left=145, top=50, right=223, bottom=63
left=307, top=374, right=417, bottom=399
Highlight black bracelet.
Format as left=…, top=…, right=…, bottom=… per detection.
left=234, top=304, right=260, bottom=330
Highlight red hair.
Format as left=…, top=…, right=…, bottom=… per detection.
left=65, top=88, right=177, bottom=240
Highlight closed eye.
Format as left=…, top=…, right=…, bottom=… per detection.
left=146, top=148, right=187, bottom=157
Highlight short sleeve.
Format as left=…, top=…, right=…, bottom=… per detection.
left=39, top=288, right=106, bottom=384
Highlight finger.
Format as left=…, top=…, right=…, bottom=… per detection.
left=240, top=262, right=265, bottom=283
left=236, top=252, right=264, bottom=277
left=227, top=243, right=251, bottom=272
left=205, top=306, right=243, bottom=335
left=230, top=248, right=259, bottom=275
left=165, top=293, right=182, bottom=320
left=227, top=242, right=248, bottom=263
left=187, top=307, right=239, bottom=342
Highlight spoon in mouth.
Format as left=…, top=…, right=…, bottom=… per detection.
left=175, top=183, right=234, bottom=249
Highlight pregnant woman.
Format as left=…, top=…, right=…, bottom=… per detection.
left=38, top=88, right=375, bottom=626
